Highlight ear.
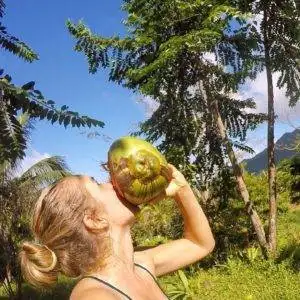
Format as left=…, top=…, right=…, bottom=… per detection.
left=83, top=209, right=109, bottom=233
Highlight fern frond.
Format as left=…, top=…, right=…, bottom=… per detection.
left=0, top=22, right=38, bottom=62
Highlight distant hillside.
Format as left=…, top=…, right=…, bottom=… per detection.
left=244, top=129, right=300, bottom=173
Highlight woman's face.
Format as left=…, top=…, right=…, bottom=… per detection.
left=82, top=176, right=140, bottom=227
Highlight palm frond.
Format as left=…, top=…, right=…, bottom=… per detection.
left=0, top=100, right=26, bottom=163
left=19, top=156, right=70, bottom=186
left=0, top=0, right=5, bottom=18
left=27, top=170, right=71, bottom=187
left=17, top=112, right=35, bottom=146
left=0, top=22, right=38, bottom=62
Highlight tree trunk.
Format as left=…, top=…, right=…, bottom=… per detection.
left=211, top=100, right=268, bottom=253
left=199, top=81, right=269, bottom=254
left=15, top=272, right=23, bottom=300
left=264, top=9, right=277, bottom=255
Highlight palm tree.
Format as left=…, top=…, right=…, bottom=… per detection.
left=0, top=0, right=104, bottom=165
left=0, top=155, right=70, bottom=299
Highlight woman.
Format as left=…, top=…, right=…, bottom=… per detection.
left=20, top=164, right=215, bottom=299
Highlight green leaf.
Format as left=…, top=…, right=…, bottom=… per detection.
left=4, top=74, right=12, bottom=82
left=63, top=115, right=71, bottom=128
left=58, top=114, right=65, bottom=125
left=71, top=117, right=77, bottom=127
left=21, top=81, right=35, bottom=90
left=47, top=110, right=54, bottom=120
left=51, top=113, right=58, bottom=124
left=178, top=270, right=189, bottom=291
left=39, top=108, right=48, bottom=120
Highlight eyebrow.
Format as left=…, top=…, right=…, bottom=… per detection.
left=90, top=177, right=99, bottom=184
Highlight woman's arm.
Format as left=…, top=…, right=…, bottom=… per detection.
left=136, top=165, right=215, bottom=277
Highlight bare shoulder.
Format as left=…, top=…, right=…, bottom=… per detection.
left=134, top=248, right=156, bottom=274
left=70, top=282, right=119, bottom=300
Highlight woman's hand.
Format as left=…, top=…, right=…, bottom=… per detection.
left=164, top=164, right=188, bottom=197
left=136, top=163, right=215, bottom=277
left=149, top=164, right=188, bottom=204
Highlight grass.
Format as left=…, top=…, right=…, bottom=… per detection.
left=160, top=259, right=300, bottom=300
left=0, top=277, right=76, bottom=300
left=1, top=208, right=300, bottom=300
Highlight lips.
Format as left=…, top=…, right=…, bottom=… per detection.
left=113, top=183, right=141, bottom=215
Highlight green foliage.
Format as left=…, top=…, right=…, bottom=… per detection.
left=0, top=0, right=37, bottom=62
left=235, top=0, right=300, bottom=106
left=182, top=259, right=300, bottom=300
left=277, top=208, right=300, bottom=268
left=2, top=258, right=300, bottom=300
left=132, top=165, right=295, bottom=267
left=0, top=171, right=299, bottom=299
left=0, top=276, right=76, bottom=300
left=278, top=157, right=300, bottom=204
left=0, top=156, right=69, bottom=299
left=0, top=1, right=105, bottom=165
left=19, top=156, right=71, bottom=186
left=163, top=270, right=194, bottom=300
left=67, top=0, right=266, bottom=188
left=0, top=72, right=104, bottom=164
left=245, top=171, right=290, bottom=214
left=0, top=24, right=38, bottom=62
left=132, top=198, right=182, bottom=247
left=290, top=156, right=300, bottom=203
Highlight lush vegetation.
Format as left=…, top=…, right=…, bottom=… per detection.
left=1, top=0, right=299, bottom=299
left=1, top=169, right=299, bottom=299
left=0, top=1, right=104, bottom=165
left=0, top=1, right=104, bottom=298
left=1, top=157, right=300, bottom=299
left=67, top=0, right=300, bottom=256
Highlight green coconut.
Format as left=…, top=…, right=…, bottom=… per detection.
left=108, top=136, right=169, bottom=205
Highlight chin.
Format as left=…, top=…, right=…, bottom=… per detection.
left=118, top=198, right=139, bottom=223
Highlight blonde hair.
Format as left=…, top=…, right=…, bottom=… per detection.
left=19, top=176, right=111, bottom=288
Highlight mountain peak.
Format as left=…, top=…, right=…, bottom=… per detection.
left=244, top=129, right=300, bottom=173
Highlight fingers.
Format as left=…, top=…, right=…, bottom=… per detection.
left=167, top=163, right=177, bottom=172
left=165, top=181, right=180, bottom=197
left=161, top=163, right=179, bottom=180
left=148, top=192, right=166, bottom=205
left=161, top=165, right=173, bottom=181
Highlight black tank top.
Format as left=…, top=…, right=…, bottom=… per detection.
left=79, top=263, right=169, bottom=299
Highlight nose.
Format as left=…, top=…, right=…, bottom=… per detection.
left=100, top=182, right=113, bottom=189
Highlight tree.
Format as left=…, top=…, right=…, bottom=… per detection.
left=233, top=0, right=300, bottom=254
left=67, top=0, right=271, bottom=254
left=0, top=155, right=70, bottom=299
left=0, top=0, right=104, bottom=165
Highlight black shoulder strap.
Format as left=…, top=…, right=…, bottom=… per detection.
left=134, top=263, right=157, bottom=282
left=134, top=263, right=169, bottom=299
left=80, top=275, right=132, bottom=300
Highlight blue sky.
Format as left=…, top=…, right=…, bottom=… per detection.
left=2, top=1, right=300, bottom=180
left=1, top=0, right=148, bottom=180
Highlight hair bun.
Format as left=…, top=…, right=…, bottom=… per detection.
left=20, top=241, right=58, bottom=287
left=39, top=245, right=57, bottom=272
left=22, top=242, right=57, bottom=272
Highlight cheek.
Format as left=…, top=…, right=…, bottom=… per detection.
left=100, top=188, right=138, bottom=223
left=102, top=191, right=130, bottom=214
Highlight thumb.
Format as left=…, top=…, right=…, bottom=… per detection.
left=148, top=192, right=166, bottom=205
left=165, top=181, right=182, bottom=197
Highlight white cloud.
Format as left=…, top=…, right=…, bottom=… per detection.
left=240, top=71, right=300, bottom=122
left=203, top=52, right=217, bottom=65
left=236, top=133, right=267, bottom=161
left=15, top=149, right=51, bottom=176
left=135, top=63, right=299, bottom=161
left=136, top=95, right=160, bottom=117
left=237, top=70, right=300, bottom=160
